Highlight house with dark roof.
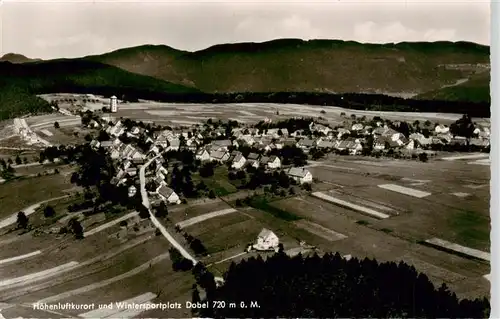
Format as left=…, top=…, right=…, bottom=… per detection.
left=286, top=167, right=313, bottom=184
left=260, top=155, right=281, bottom=169
left=156, top=185, right=181, bottom=204
left=209, top=150, right=229, bottom=162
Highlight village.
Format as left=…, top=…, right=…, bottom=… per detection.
left=0, top=94, right=491, bottom=318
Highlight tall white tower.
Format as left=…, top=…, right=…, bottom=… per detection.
left=110, top=95, right=118, bottom=113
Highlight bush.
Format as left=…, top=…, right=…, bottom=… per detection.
left=43, top=205, right=56, bottom=218
left=418, top=152, right=429, bottom=162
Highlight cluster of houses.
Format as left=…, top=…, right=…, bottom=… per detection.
left=85, top=112, right=490, bottom=206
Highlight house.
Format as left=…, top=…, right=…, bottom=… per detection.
left=337, top=128, right=351, bottom=139
left=126, top=167, right=137, bottom=177
left=261, top=156, right=281, bottom=169
left=372, top=127, right=387, bottom=136
left=90, top=140, right=101, bottom=149
left=155, top=135, right=169, bottom=148
left=131, top=150, right=145, bottom=161
left=246, top=153, right=261, bottom=168
left=110, top=125, right=125, bottom=137
left=128, top=185, right=137, bottom=197
left=230, top=153, right=247, bottom=169
left=373, top=136, right=387, bottom=150
left=266, top=128, right=281, bottom=138
left=110, top=148, right=121, bottom=160
left=238, top=135, right=255, bottom=146
left=100, top=141, right=113, bottom=149
left=280, top=128, right=289, bottom=136
left=409, top=133, right=432, bottom=146
left=132, top=157, right=145, bottom=165
left=167, top=138, right=180, bottom=152
left=316, top=124, right=332, bottom=135
left=296, top=138, right=316, bottom=151
left=209, top=150, right=229, bottom=162
left=195, top=149, right=211, bottom=162
left=157, top=185, right=181, bottom=204
left=316, top=140, right=335, bottom=149
left=435, top=124, right=450, bottom=134
left=286, top=167, right=313, bottom=184
left=212, top=139, right=232, bottom=151
left=130, top=127, right=141, bottom=135
left=252, top=228, right=280, bottom=251
left=351, top=123, right=364, bottom=131
left=123, top=160, right=132, bottom=170
left=149, top=145, right=161, bottom=155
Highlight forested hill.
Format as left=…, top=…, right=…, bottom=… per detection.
left=0, top=59, right=200, bottom=120
left=85, top=39, right=490, bottom=100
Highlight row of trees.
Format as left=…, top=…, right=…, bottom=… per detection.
left=197, top=251, right=490, bottom=318
left=16, top=208, right=84, bottom=239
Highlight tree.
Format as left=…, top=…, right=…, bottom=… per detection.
left=208, top=190, right=216, bottom=199
left=155, top=201, right=168, bottom=218
left=138, top=204, right=150, bottom=219
left=419, top=152, right=429, bottom=163
left=199, top=163, right=215, bottom=178
left=68, top=217, right=84, bottom=239
left=15, top=155, right=22, bottom=165
left=16, top=211, right=29, bottom=229
left=43, top=205, right=56, bottom=218
left=199, top=252, right=490, bottom=318
left=54, top=121, right=60, bottom=129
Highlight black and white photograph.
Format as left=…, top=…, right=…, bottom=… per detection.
left=0, top=0, right=495, bottom=318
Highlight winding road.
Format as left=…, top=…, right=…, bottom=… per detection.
left=139, top=156, right=197, bottom=265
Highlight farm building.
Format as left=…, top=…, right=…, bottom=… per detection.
left=253, top=228, right=280, bottom=251
left=229, top=152, right=247, bottom=169
left=196, top=149, right=211, bottom=162
left=286, top=167, right=313, bottom=184
left=157, top=186, right=181, bottom=204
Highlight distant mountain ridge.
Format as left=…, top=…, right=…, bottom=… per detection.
left=0, top=58, right=200, bottom=120
left=0, top=53, right=42, bottom=63
left=82, top=39, right=490, bottom=99
left=0, top=38, right=491, bottom=121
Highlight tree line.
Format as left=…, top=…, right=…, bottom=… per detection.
left=195, top=251, right=490, bottom=318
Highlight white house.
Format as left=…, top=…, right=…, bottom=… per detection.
left=435, top=124, right=450, bottom=134
left=351, top=123, right=364, bottom=131
left=196, top=149, right=211, bottom=162
left=286, top=167, right=313, bottom=184
left=230, top=153, right=247, bottom=169
left=128, top=185, right=137, bottom=197
left=210, top=150, right=230, bottom=162
left=212, top=139, right=232, bottom=151
left=167, top=138, right=180, bottom=152
left=261, top=156, right=281, bottom=169
left=157, top=185, right=181, bottom=204
left=252, top=228, right=280, bottom=251
left=130, top=127, right=140, bottom=135
left=246, top=153, right=261, bottom=168
left=90, top=140, right=101, bottom=150
left=337, top=128, right=351, bottom=139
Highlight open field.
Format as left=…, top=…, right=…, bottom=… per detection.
left=0, top=174, right=74, bottom=218
left=309, top=156, right=490, bottom=250
left=167, top=201, right=232, bottom=224
left=176, top=208, right=238, bottom=229
left=270, top=194, right=489, bottom=300
left=101, top=101, right=489, bottom=127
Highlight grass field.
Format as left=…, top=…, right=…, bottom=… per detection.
left=168, top=201, right=231, bottom=224
left=192, top=166, right=238, bottom=196
left=0, top=174, right=74, bottom=218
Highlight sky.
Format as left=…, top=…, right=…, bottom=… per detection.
left=0, top=0, right=491, bottom=60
